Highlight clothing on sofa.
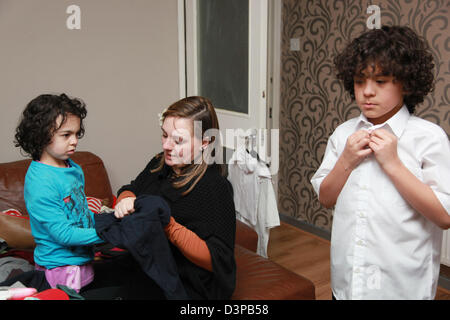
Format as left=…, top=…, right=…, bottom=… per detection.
left=0, top=238, right=7, bottom=254
left=117, top=155, right=236, bottom=300
left=24, top=159, right=103, bottom=270
left=0, top=269, right=51, bottom=293
left=0, top=257, right=34, bottom=282
left=94, top=195, right=188, bottom=300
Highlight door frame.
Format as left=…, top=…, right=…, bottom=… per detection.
left=178, top=0, right=270, bottom=127
left=177, top=0, right=281, bottom=179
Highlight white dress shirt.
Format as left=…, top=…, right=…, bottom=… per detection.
left=228, top=147, right=280, bottom=257
left=311, top=106, right=450, bottom=300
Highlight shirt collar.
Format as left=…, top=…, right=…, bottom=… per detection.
left=356, top=105, right=410, bottom=138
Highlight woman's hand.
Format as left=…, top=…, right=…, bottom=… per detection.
left=114, top=197, right=136, bottom=219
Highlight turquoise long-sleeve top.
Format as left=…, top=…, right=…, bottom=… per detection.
left=24, top=159, right=103, bottom=269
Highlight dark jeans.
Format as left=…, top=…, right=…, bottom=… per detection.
left=0, top=253, right=166, bottom=300
left=80, top=253, right=165, bottom=300
left=0, top=269, right=50, bottom=292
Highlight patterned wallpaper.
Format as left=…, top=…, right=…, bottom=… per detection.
left=279, top=0, right=450, bottom=232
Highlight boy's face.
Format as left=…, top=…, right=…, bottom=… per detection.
left=353, top=64, right=404, bottom=125
left=40, top=113, right=80, bottom=167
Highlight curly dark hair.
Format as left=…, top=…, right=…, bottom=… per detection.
left=14, top=93, right=87, bottom=160
left=334, top=25, right=435, bottom=113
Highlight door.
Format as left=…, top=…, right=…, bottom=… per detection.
left=181, top=0, right=269, bottom=154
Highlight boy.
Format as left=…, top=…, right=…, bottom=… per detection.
left=311, top=26, right=450, bottom=299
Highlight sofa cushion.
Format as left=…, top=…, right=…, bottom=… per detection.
left=1, top=208, right=27, bottom=219
left=87, top=197, right=102, bottom=214
left=232, top=245, right=315, bottom=300
left=0, top=151, right=114, bottom=250
left=0, top=213, right=35, bottom=249
left=235, top=220, right=257, bottom=252
left=0, top=158, right=31, bottom=214
left=0, top=152, right=114, bottom=216
left=71, top=152, right=114, bottom=207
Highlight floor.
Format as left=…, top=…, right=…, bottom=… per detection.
left=267, top=222, right=450, bottom=300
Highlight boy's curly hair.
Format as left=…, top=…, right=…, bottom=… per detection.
left=334, top=25, right=435, bottom=113
left=14, top=93, right=87, bottom=160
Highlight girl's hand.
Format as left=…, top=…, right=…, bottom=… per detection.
left=340, top=130, right=372, bottom=171
left=114, top=197, right=136, bottom=219
left=369, top=129, right=401, bottom=173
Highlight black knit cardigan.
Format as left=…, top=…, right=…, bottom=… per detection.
left=117, top=154, right=236, bottom=299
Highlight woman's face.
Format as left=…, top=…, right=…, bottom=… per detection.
left=161, top=116, right=204, bottom=170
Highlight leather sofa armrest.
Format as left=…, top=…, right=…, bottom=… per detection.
left=0, top=214, right=35, bottom=250
left=235, top=219, right=258, bottom=252
left=232, top=245, right=316, bottom=300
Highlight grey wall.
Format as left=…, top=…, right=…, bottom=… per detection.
left=0, top=0, right=180, bottom=193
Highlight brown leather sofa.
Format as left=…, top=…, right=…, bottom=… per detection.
left=0, top=151, right=315, bottom=300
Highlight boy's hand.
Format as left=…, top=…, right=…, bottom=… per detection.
left=318, top=130, right=372, bottom=208
left=114, top=197, right=136, bottom=219
left=369, top=129, right=401, bottom=172
left=340, top=130, right=372, bottom=171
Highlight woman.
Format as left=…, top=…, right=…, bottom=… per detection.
left=114, top=96, right=236, bottom=299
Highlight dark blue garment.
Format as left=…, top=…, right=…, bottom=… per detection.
left=94, top=195, right=188, bottom=300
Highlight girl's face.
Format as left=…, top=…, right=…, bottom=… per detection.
left=353, top=65, right=404, bottom=125
left=161, top=116, right=205, bottom=172
left=40, top=113, right=80, bottom=167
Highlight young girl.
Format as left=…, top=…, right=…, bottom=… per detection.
left=14, top=93, right=103, bottom=292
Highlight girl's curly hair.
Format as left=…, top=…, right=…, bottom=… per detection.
left=14, top=93, right=87, bottom=160
left=334, top=25, right=435, bottom=113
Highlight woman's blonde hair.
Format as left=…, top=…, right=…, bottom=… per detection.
left=152, top=96, right=221, bottom=195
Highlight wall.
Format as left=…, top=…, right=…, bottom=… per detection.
left=0, top=0, right=179, bottom=193
left=279, top=0, right=449, bottom=232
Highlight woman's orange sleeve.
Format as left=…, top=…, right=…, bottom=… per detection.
left=164, top=217, right=212, bottom=272
left=116, top=190, right=136, bottom=203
